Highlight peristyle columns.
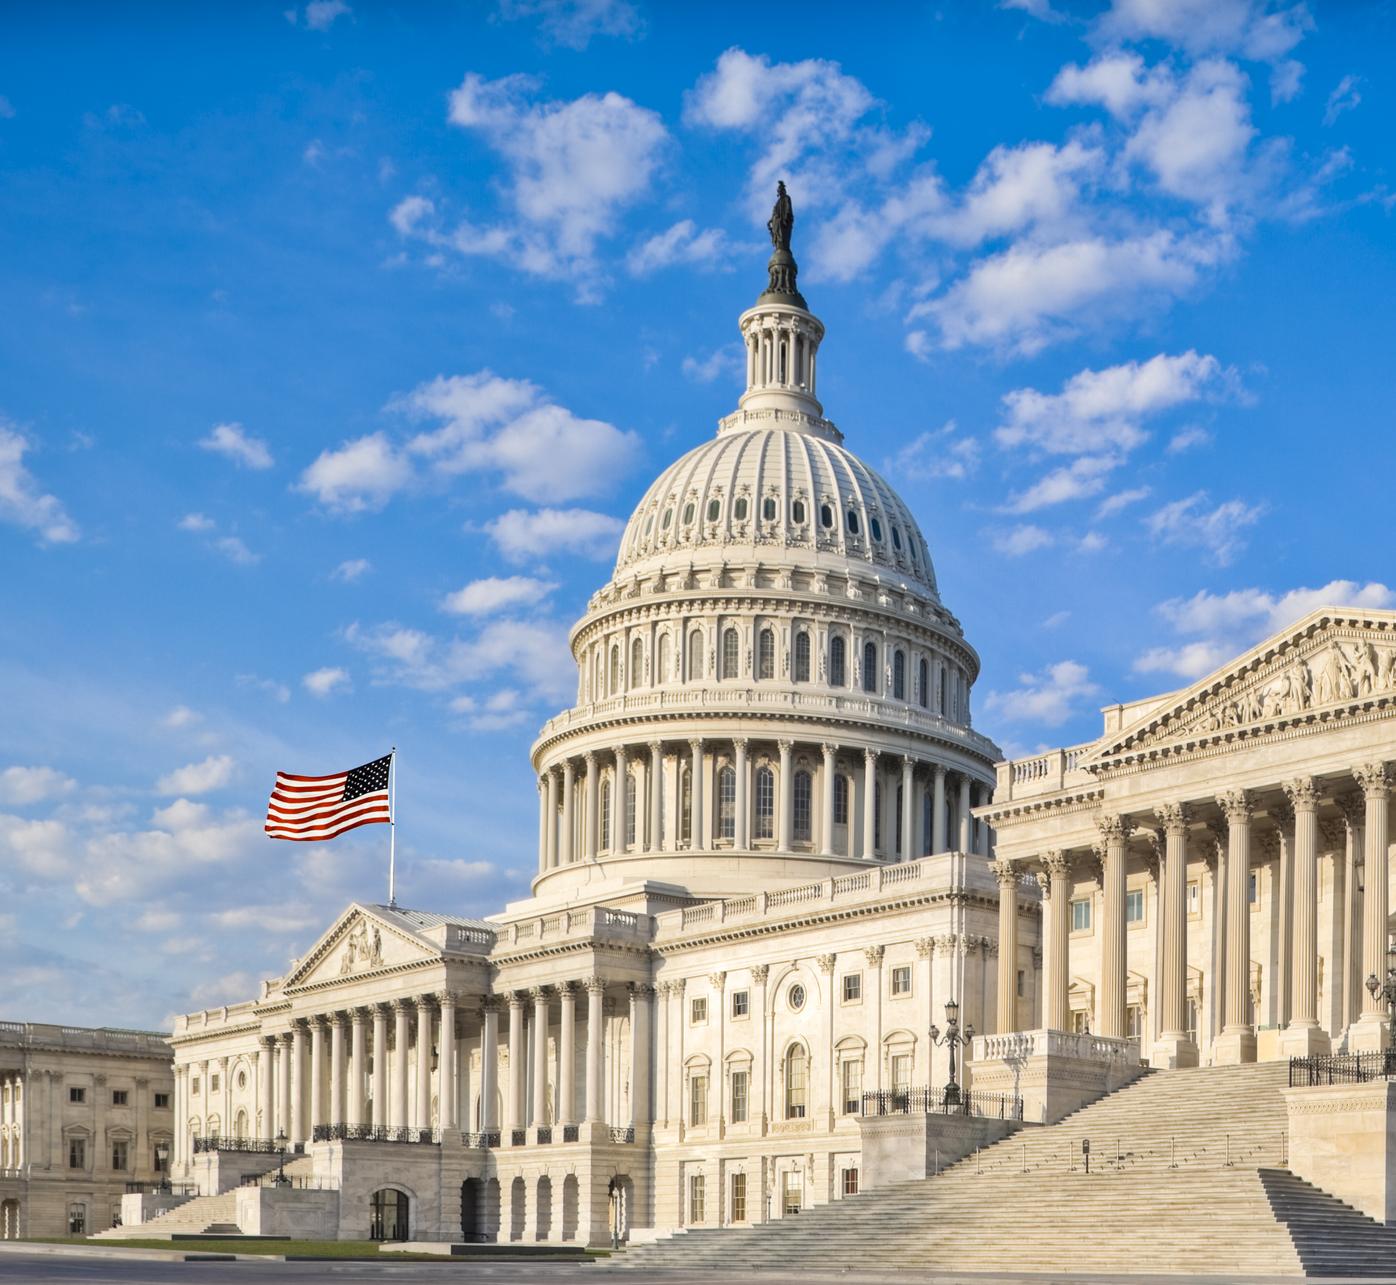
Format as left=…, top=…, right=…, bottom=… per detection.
left=901, top=757, right=915, bottom=862
left=414, top=996, right=434, bottom=1130
left=734, top=739, right=749, bottom=848
left=1216, top=790, right=1257, bottom=1064
left=862, top=749, right=877, bottom=859
left=1353, top=762, right=1392, bottom=1050
left=531, top=988, right=550, bottom=1127
left=993, top=859, right=1019, bottom=1033
left=391, top=1000, right=410, bottom=1129
left=932, top=765, right=947, bottom=854
left=1043, top=851, right=1071, bottom=1030
left=1096, top=813, right=1131, bottom=1039
left=1154, top=804, right=1198, bottom=1067
left=559, top=982, right=577, bottom=1125
left=585, top=977, right=605, bottom=1123
left=437, top=992, right=457, bottom=1130
left=820, top=743, right=836, bottom=857
left=370, top=1005, right=388, bottom=1129
left=480, top=998, right=500, bottom=1132
left=1281, top=778, right=1330, bottom=1055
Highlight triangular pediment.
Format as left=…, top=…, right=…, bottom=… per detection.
left=282, top=903, right=439, bottom=991
left=1082, top=607, right=1396, bottom=767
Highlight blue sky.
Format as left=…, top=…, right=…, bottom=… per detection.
left=1, top=0, right=1393, bottom=1027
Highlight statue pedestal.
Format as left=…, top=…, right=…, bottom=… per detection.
left=970, top=1029, right=1143, bottom=1124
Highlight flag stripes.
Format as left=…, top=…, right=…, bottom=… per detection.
left=264, top=753, right=392, bottom=842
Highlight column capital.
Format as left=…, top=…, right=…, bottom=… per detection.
left=1042, top=849, right=1070, bottom=878
left=414, top=993, right=435, bottom=1011
left=1335, top=790, right=1365, bottom=829
left=864, top=944, right=885, bottom=966
left=557, top=979, right=577, bottom=996
left=508, top=990, right=528, bottom=1009
left=584, top=976, right=607, bottom=996
left=648, top=739, right=664, bottom=755
left=863, top=746, right=877, bottom=765
left=708, top=971, right=726, bottom=990
left=990, top=858, right=1019, bottom=888
left=821, top=742, right=837, bottom=756
left=777, top=738, right=794, bottom=755
left=934, top=762, right=947, bottom=779
left=732, top=737, right=749, bottom=753
left=479, top=995, right=503, bottom=1015
left=259, top=1033, right=277, bottom=1050
left=583, top=750, right=597, bottom=767
left=434, top=990, right=456, bottom=1008
left=688, top=736, right=704, bottom=752
left=529, top=986, right=550, bottom=1003
left=1155, top=802, right=1191, bottom=833
left=751, top=965, right=769, bottom=984
left=816, top=953, right=836, bottom=974
left=277, top=1031, right=295, bottom=1048
left=1217, top=789, right=1255, bottom=824
left=1095, top=812, right=1134, bottom=842
left=628, top=982, right=657, bottom=999
left=389, top=997, right=412, bottom=1015
left=1355, top=761, right=1391, bottom=799
left=914, top=937, right=934, bottom=959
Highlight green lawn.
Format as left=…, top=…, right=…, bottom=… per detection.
left=22, top=1237, right=600, bottom=1261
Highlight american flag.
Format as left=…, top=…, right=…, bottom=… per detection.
left=264, top=753, right=393, bottom=842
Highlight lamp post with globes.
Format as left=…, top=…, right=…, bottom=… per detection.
left=273, top=1130, right=291, bottom=1187
left=1365, top=942, right=1396, bottom=1065
left=928, top=998, right=975, bottom=1109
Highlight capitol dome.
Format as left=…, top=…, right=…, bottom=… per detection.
left=525, top=185, right=999, bottom=907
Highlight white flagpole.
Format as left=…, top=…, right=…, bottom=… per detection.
left=388, top=746, right=397, bottom=907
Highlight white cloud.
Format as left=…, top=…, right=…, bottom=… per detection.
left=627, top=220, right=738, bottom=275
left=213, top=535, right=259, bottom=566
left=1157, top=580, right=1395, bottom=638
left=297, top=432, right=412, bottom=513
left=236, top=674, right=291, bottom=703
left=1004, top=455, right=1118, bottom=513
left=0, top=766, right=76, bottom=806
left=0, top=424, right=79, bottom=544
left=1047, top=52, right=1175, bottom=119
left=681, top=347, right=740, bottom=384
left=302, top=666, right=350, bottom=698
left=992, top=524, right=1054, bottom=556
left=0, top=812, right=73, bottom=878
left=1096, top=0, right=1310, bottom=60
left=1324, top=74, right=1362, bottom=127
left=1001, top=0, right=1068, bottom=22
left=1167, top=426, right=1212, bottom=453
left=887, top=422, right=980, bottom=482
left=331, top=558, right=371, bottom=583
left=198, top=422, right=273, bottom=470
left=1133, top=640, right=1236, bottom=678
left=161, top=705, right=201, bottom=730
left=984, top=660, right=1100, bottom=726
left=497, top=0, right=642, bottom=49
left=996, top=350, right=1232, bottom=455
left=448, top=687, right=532, bottom=731
left=286, top=1, right=350, bottom=30
left=441, top=575, right=557, bottom=617
left=155, top=755, right=237, bottom=797
left=178, top=512, right=215, bottom=532
left=1145, top=491, right=1263, bottom=565
left=1095, top=486, right=1151, bottom=519
left=485, top=506, right=624, bottom=562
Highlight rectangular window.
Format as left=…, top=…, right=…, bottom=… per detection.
left=1125, top=888, right=1145, bottom=925
left=1186, top=997, right=1199, bottom=1044
left=841, top=1058, right=863, bottom=1115
left=689, top=1075, right=708, bottom=1126
left=891, top=1053, right=911, bottom=1097
left=1071, top=1009, right=1089, bottom=1034
left=1017, top=968, right=1025, bottom=998
left=730, top=990, right=749, bottom=1019
left=730, top=1172, right=747, bottom=1222
left=68, top=1137, right=86, bottom=1170
left=730, top=1070, right=748, bottom=1123
left=833, top=774, right=848, bottom=826
left=718, top=768, right=736, bottom=840
left=890, top=965, right=912, bottom=997
left=69, top=1086, right=86, bottom=1104
left=1071, top=898, right=1092, bottom=932
left=691, top=996, right=708, bottom=1025
left=1249, top=871, right=1259, bottom=905
left=68, top=1203, right=86, bottom=1236
left=191, top=1077, right=200, bottom=1096
left=1187, top=881, right=1201, bottom=918
left=1126, top=1004, right=1144, bottom=1043
left=782, top=1170, right=803, bottom=1215
left=210, top=1074, right=220, bottom=1093
left=154, top=1092, right=171, bottom=1109
left=111, top=1090, right=128, bottom=1106
left=842, top=973, right=862, bottom=1003
left=689, top=1173, right=706, bottom=1224
left=111, top=1140, right=128, bottom=1171
left=842, top=1167, right=860, bottom=1196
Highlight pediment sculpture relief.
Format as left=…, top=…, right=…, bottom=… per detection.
left=339, top=920, right=384, bottom=975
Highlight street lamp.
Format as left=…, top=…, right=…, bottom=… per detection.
left=928, top=998, right=975, bottom=1108
left=154, top=1140, right=171, bottom=1194
left=1365, top=943, right=1396, bottom=1050
left=273, top=1130, right=291, bottom=1188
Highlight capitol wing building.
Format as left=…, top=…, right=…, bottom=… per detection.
left=92, top=193, right=1396, bottom=1260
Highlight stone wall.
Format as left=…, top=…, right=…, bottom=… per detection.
left=1284, top=1080, right=1396, bottom=1223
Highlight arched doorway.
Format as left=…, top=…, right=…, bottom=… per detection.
left=561, top=1175, right=579, bottom=1242
left=482, top=1178, right=501, bottom=1240
left=1, top=1199, right=20, bottom=1240
left=535, top=1176, right=552, bottom=1241
left=369, top=1188, right=409, bottom=1242
left=460, top=1179, right=480, bottom=1242
left=509, top=1176, right=526, bottom=1241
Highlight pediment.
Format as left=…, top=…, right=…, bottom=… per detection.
left=1083, top=607, right=1396, bottom=767
left=283, top=904, right=438, bottom=991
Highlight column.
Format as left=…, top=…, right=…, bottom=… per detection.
left=1216, top=790, right=1257, bottom=1063
left=1097, top=814, right=1132, bottom=1040
left=531, top=988, right=550, bottom=1128
left=1043, top=852, right=1070, bottom=1030
left=537, top=776, right=549, bottom=873
left=901, top=757, right=915, bottom=862
left=480, top=998, right=500, bottom=1133
left=172, top=1067, right=185, bottom=1173
left=583, top=752, right=599, bottom=861
left=371, top=1005, right=388, bottom=1129
left=290, top=1023, right=306, bottom=1145
left=507, top=992, right=526, bottom=1135
left=1281, top=779, right=1330, bottom=1055
left=958, top=775, right=972, bottom=852
left=820, top=744, right=836, bottom=857
left=329, top=1014, right=346, bottom=1126
left=1353, top=763, right=1392, bottom=1050
left=437, top=993, right=456, bottom=1130
left=391, top=1001, right=410, bottom=1129
left=347, top=1009, right=366, bottom=1128
left=649, top=741, right=664, bottom=852
left=865, top=947, right=885, bottom=1090
left=308, top=1019, right=326, bottom=1132
left=615, top=747, right=630, bottom=850
left=690, top=739, right=706, bottom=850
left=630, top=985, right=654, bottom=1129
left=545, top=769, right=559, bottom=869
left=993, top=860, right=1019, bottom=1034
left=257, top=1036, right=274, bottom=1140
left=862, top=749, right=877, bottom=860
left=1154, top=805, right=1198, bottom=1067
left=1340, top=793, right=1365, bottom=1027
left=777, top=740, right=794, bottom=851
left=978, top=783, right=993, bottom=856
left=414, top=996, right=434, bottom=1131
left=932, top=765, right=947, bottom=854
left=559, top=983, right=577, bottom=1126
left=585, top=978, right=605, bottom=1123
left=561, top=760, right=576, bottom=864
left=276, top=1036, right=292, bottom=1140
left=733, top=739, right=749, bottom=849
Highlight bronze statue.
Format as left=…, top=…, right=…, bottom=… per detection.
left=768, top=180, right=794, bottom=251
left=760, top=180, right=805, bottom=306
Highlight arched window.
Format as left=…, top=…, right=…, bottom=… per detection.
left=734, top=496, right=748, bottom=521
left=754, top=766, right=775, bottom=840
left=939, top=666, right=947, bottom=713
left=830, top=636, right=846, bottom=687
left=630, top=637, right=644, bottom=689
left=682, top=501, right=695, bottom=524
left=820, top=503, right=834, bottom=529
left=717, top=766, right=736, bottom=840
left=757, top=629, right=775, bottom=680
left=609, top=645, right=621, bottom=695
left=833, top=773, right=848, bottom=826
left=791, top=499, right=806, bottom=525
left=873, top=779, right=882, bottom=854
left=762, top=496, right=777, bottom=521
left=871, top=517, right=883, bottom=543
left=918, top=657, right=929, bottom=708
left=722, top=628, right=740, bottom=679
left=892, top=526, right=902, bottom=550
left=706, top=498, right=721, bottom=522
left=895, top=783, right=904, bottom=854
left=793, top=770, right=812, bottom=842
left=687, top=630, right=704, bottom=680
left=893, top=649, right=906, bottom=700
left=793, top=631, right=811, bottom=682
left=922, top=787, right=933, bottom=856
left=785, top=1045, right=808, bottom=1119
left=370, top=1188, right=409, bottom=1242
left=862, top=641, right=878, bottom=694
left=659, top=633, right=672, bottom=683
left=600, top=779, right=612, bottom=851
left=680, top=768, right=692, bottom=846
left=847, top=509, right=860, bottom=536
left=625, top=773, right=637, bottom=848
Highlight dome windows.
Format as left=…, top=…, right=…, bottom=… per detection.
left=862, top=641, right=878, bottom=694
left=644, top=514, right=654, bottom=536
left=891, top=526, right=902, bottom=551
left=846, top=510, right=860, bottom=536
left=687, top=630, right=705, bottom=680
left=870, top=517, right=884, bottom=543
left=893, top=649, right=906, bottom=700
left=734, top=497, right=749, bottom=521
left=762, top=497, right=777, bottom=522
left=829, top=635, right=847, bottom=687
left=793, top=631, right=811, bottom=682
left=820, top=503, right=834, bottom=529
left=682, top=502, right=696, bottom=525
left=757, top=629, right=775, bottom=680
left=662, top=508, right=673, bottom=530
left=791, top=499, right=806, bottom=525
left=722, top=628, right=740, bottom=679
left=706, top=498, right=721, bottom=522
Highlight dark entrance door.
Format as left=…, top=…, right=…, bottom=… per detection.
left=369, top=1188, right=409, bottom=1241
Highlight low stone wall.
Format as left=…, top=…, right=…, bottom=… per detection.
left=971, top=1029, right=1143, bottom=1124
left=859, top=1112, right=1021, bottom=1189
left=117, top=1191, right=190, bottom=1228
left=1283, top=1080, right=1396, bottom=1223
left=234, top=1186, right=339, bottom=1239
left=191, top=1149, right=284, bottom=1195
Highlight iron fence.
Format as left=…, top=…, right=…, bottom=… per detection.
left=563, top=1124, right=580, bottom=1142
left=861, top=1086, right=1024, bottom=1120
left=610, top=1126, right=636, bottom=1143
left=1289, top=1052, right=1396, bottom=1086
left=191, top=1135, right=282, bottom=1154
left=462, top=1131, right=500, bottom=1149
left=123, top=1181, right=197, bottom=1195
left=310, top=1124, right=440, bottom=1145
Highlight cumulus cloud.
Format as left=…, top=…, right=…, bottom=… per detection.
left=497, top=0, right=641, bottom=49
left=302, top=666, right=350, bottom=698
left=983, top=660, right=1100, bottom=726
left=0, top=423, right=79, bottom=544
left=177, top=512, right=215, bottom=532
left=1004, top=455, right=1118, bottom=513
left=0, top=812, right=74, bottom=878
left=161, top=705, right=202, bottom=730
left=0, top=766, right=76, bottom=806
left=448, top=688, right=532, bottom=731
left=285, top=1, right=350, bottom=31
left=627, top=220, right=739, bottom=275
left=887, top=422, right=980, bottom=482
left=1047, top=52, right=1175, bottom=119
left=440, top=575, right=557, bottom=617
left=991, top=524, right=1054, bottom=557
left=1145, top=491, right=1263, bottom=565
left=681, top=347, right=740, bottom=384
left=331, top=558, right=371, bottom=583
left=1095, top=0, right=1310, bottom=61
left=154, top=755, right=237, bottom=797
left=485, top=506, right=624, bottom=562
left=213, top=535, right=259, bottom=565
left=198, top=422, right=273, bottom=470
left=298, top=432, right=412, bottom=513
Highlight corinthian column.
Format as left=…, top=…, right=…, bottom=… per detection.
left=1154, top=804, right=1198, bottom=1068
left=346, top=1009, right=365, bottom=1128
left=290, top=1022, right=307, bottom=1144
left=480, top=998, right=500, bottom=1133
left=531, top=988, right=550, bottom=1127
left=583, top=752, right=599, bottom=861
left=437, top=992, right=457, bottom=1130
left=1096, top=814, right=1132, bottom=1040
left=958, top=775, right=972, bottom=852
left=370, top=1005, right=388, bottom=1129
left=1215, top=790, right=1257, bottom=1064
left=545, top=769, right=559, bottom=869
left=734, top=739, right=749, bottom=849
left=1353, top=763, right=1392, bottom=1050
left=932, top=765, right=947, bottom=853
left=820, top=744, right=836, bottom=856
left=690, top=739, right=706, bottom=850
left=777, top=740, right=793, bottom=850
left=630, top=985, right=654, bottom=1129
left=391, top=1000, right=410, bottom=1129
left=560, top=759, right=576, bottom=864
left=506, top=992, right=526, bottom=1137
left=649, top=741, right=664, bottom=851
left=559, top=982, right=577, bottom=1126
left=414, top=996, right=434, bottom=1130
left=862, top=749, right=877, bottom=860
left=901, top=757, right=915, bottom=862
left=1043, top=851, right=1071, bottom=1030
left=585, top=978, right=605, bottom=1124
left=992, top=860, right=1020, bottom=1034
left=1281, top=778, right=1329, bottom=1056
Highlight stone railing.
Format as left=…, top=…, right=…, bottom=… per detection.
left=500, top=904, right=650, bottom=951
left=994, top=742, right=1096, bottom=803
left=971, top=1029, right=1141, bottom=1066
left=0, top=1021, right=171, bottom=1056
left=420, top=922, right=495, bottom=953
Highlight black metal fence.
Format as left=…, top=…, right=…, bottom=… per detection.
left=310, top=1124, right=441, bottom=1144
left=191, top=1135, right=282, bottom=1154
left=1289, top=1052, right=1396, bottom=1086
left=861, top=1086, right=1024, bottom=1120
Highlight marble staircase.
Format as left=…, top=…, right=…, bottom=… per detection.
left=94, top=1190, right=241, bottom=1240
